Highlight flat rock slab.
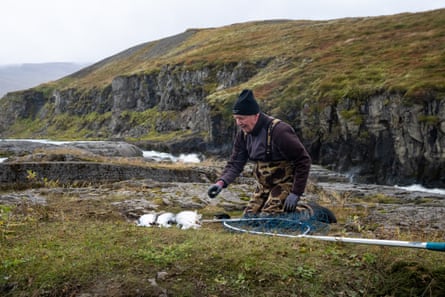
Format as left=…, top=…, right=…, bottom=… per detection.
left=0, top=140, right=143, bottom=157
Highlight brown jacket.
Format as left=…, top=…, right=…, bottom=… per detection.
left=219, top=113, right=311, bottom=195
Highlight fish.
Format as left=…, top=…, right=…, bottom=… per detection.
left=137, top=213, right=158, bottom=227
left=175, top=210, right=202, bottom=230
left=156, top=212, right=176, bottom=228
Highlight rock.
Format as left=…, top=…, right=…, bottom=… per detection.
left=0, top=190, right=47, bottom=205
left=156, top=271, right=168, bottom=281
left=0, top=162, right=218, bottom=190
left=63, top=141, right=143, bottom=157
left=0, top=140, right=57, bottom=156
left=0, top=140, right=143, bottom=158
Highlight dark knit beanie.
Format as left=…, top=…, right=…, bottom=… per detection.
left=232, top=89, right=260, bottom=115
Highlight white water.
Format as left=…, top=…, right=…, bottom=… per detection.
left=143, top=150, right=200, bottom=163
left=1, top=138, right=71, bottom=145
left=395, top=184, right=445, bottom=196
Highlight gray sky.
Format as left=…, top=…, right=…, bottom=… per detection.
left=1, top=0, right=444, bottom=65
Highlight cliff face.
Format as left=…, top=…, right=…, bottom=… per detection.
left=1, top=70, right=443, bottom=187
left=28, top=62, right=258, bottom=150
left=305, top=94, right=445, bottom=187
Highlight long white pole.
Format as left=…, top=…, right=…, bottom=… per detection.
left=216, top=220, right=445, bottom=252
left=299, top=234, right=445, bottom=252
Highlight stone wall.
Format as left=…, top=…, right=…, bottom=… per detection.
left=0, top=162, right=216, bottom=190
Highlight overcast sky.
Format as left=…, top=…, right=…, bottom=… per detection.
left=1, top=0, right=444, bottom=65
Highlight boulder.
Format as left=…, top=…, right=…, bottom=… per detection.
left=0, top=140, right=143, bottom=158
left=63, top=141, right=143, bottom=157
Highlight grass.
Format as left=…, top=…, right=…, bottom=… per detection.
left=17, top=12, right=445, bottom=95
left=1, top=186, right=445, bottom=296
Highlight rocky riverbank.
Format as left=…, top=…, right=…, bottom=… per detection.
left=1, top=140, right=444, bottom=238
left=1, top=163, right=444, bottom=238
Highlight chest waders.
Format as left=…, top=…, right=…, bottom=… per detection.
left=243, top=119, right=296, bottom=214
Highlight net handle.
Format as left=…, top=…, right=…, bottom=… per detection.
left=216, top=218, right=445, bottom=252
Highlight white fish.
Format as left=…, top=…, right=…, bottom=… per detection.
left=137, top=213, right=158, bottom=227
left=175, top=210, right=202, bottom=230
left=156, top=212, right=176, bottom=228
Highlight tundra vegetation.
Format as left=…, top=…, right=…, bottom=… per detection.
left=1, top=154, right=445, bottom=296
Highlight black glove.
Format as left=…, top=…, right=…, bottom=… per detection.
left=208, top=183, right=223, bottom=198
left=283, top=193, right=300, bottom=212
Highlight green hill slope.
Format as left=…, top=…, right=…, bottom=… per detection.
left=52, top=9, right=444, bottom=101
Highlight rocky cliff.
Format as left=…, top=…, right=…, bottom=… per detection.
left=0, top=10, right=444, bottom=188
left=304, top=94, right=445, bottom=187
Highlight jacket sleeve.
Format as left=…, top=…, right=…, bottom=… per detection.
left=218, top=132, right=249, bottom=187
left=273, top=123, right=311, bottom=195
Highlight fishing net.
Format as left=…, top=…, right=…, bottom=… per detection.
left=217, top=202, right=336, bottom=237
left=207, top=203, right=445, bottom=252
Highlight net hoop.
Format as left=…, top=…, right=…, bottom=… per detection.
left=222, top=217, right=312, bottom=238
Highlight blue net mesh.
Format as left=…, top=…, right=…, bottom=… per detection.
left=222, top=202, right=335, bottom=236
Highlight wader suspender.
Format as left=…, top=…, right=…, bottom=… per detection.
left=265, top=118, right=281, bottom=161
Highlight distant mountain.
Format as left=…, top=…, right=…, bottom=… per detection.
left=0, top=62, right=90, bottom=97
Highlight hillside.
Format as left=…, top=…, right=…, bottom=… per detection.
left=54, top=10, right=444, bottom=99
left=0, top=62, right=88, bottom=97
left=0, top=8, right=444, bottom=187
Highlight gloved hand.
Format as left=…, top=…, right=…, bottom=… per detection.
left=283, top=193, right=300, bottom=212
left=208, top=182, right=223, bottom=198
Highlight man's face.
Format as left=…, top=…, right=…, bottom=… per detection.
left=233, top=114, right=259, bottom=133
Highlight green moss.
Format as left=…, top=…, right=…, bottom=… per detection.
left=33, top=85, right=56, bottom=98
left=9, top=118, right=47, bottom=138
left=339, top=109, right=363, bottom=125
left=418, top=115, right=440, bottom=125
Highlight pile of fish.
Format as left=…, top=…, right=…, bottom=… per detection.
left=137, top=210, right=202, bottom=230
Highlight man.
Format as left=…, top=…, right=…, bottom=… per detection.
left=208, top=89, right=312, bottom=215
